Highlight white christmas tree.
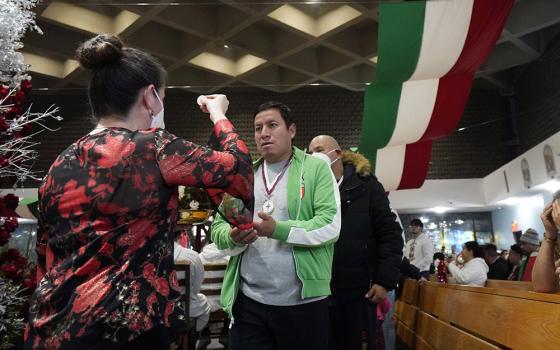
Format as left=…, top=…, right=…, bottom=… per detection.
left=0, top=0, right=62, bottom=183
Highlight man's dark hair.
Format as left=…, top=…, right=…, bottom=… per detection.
left=464, top=241, right=484, bottom=258
left=410, top=218, right=423, bottom=230
left=509, top=244, right=523, bottom=256
left=483, top=243, right=499, bottom=257
left=433, top=252, right=445, bottom=261
left=253, top=101, right=294, bottom=128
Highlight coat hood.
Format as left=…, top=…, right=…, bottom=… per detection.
left=341, top=151, right=372, bottom=177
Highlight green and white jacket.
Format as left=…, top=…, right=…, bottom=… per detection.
left=211, top=146, right=341, bottom=316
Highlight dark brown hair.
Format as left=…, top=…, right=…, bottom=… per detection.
left=76, top=34, right=166, bottom=120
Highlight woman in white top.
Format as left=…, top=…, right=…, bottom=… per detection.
left=446, top=241, right=489, bottom=286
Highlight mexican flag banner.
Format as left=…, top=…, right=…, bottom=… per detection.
left=359, top=0, right=513, bottom=191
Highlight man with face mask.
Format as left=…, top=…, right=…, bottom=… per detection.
left=308, top=135, right=403, bottom=350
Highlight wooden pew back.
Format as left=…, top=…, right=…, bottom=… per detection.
left=395, top=279, right=560, bottom=349
left=201, top=263, right=229, bottom=343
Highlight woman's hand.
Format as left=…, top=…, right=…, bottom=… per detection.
left=541, top=203, right=558, bottom=241
left=198, top=94, right=229, bottom=124
left=552, top=201, right=560, bottom=236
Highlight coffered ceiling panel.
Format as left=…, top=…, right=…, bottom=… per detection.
left=21, top=0, right=560, bottom=93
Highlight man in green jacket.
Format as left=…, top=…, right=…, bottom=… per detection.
left=211, top=101, right=341, bottom=350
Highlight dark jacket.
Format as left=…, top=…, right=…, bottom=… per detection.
left=487, top=257, right=511, bottom=280
left=397, top=257, right=421, bottom=298
left=330, top=152, right=403, bottom=301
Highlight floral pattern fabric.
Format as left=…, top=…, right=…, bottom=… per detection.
left=24, top=120, right=253, bottom=349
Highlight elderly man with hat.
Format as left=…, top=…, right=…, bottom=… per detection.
left=518, top=228, right=541, bottom=281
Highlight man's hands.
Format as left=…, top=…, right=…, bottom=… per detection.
left=230, top=227, right=258, bottom=245
left=253, top=211, right=276, bottom=238
left=229, top=211, right=277, bottom=245
left=365, top=284, right=388, bottom=303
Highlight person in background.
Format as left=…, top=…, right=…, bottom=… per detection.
left=197, top=242, right=230, bottom=350
left=173, top=235, right=211, bottom=334
left=308, top=135, right=403, bottom=350
left=519, top=228, right=541, bottom=281
left=430, top=252, right=446, bottom=274
left=533, top=202, right=560, bottom=292
left=507, top=244, right=524, bottom=281
left=404, top=219, right=434, bottom=278
left=500, top=249, right=509, bottom=261
left=24, top=34, right=253, bottom=350
left=446, top=241, right=489, bottom=286
left=483, top=243, right=510, bottom=280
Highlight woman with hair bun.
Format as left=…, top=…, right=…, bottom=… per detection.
left=24, top=33, right=253, bottom=349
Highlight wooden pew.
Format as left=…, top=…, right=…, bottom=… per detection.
left=201, top=263, right=229, bottom=347
left=485, top=279, right=533, bottom=291
left=422, top=282, right=560, bottom=348
left=174, top=261, right=195, bottom=350
left=396, top=279, right=560, bottom=349
left=415, top=310, right=498, bottom=350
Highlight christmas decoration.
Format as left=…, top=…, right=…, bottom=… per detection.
left=0, top=1, right=61, bottom=348
left=436, top=258, right=448, bottom=284
left=0, top=0, right=42, bottom=86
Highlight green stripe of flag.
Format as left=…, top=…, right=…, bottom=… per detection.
left=359, top=1, right=426, bottom=164
left=375, top=1, right=426, bottom=83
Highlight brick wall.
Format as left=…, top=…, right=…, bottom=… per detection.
left=24, top=84, right=512, bottom=187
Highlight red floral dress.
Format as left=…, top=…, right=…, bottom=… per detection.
left=24, top=120, right=253, bottom=349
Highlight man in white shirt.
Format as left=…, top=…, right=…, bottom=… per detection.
left=404, top=218, right=434, bottom=278
left=173, top=242, right=211, bottom=333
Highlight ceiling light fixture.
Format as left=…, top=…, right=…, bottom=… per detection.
left=267, top=4, right=361, bottom=37
left=430, top=206, right=451, bottom=214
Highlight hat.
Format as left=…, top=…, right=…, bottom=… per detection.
left=520, top=228, right=540, bottom=246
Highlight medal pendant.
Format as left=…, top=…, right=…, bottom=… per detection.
left=262, top=199, right=274, bottom=215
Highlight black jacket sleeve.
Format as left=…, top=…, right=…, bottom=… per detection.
left=369, top=176, right=404, bottom=290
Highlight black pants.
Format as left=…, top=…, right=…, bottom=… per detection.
left=329, top=298, right=377, bottom=350
left=120, top=325, right=171, bottom=350
left=231, top=292, right=329, bottom=350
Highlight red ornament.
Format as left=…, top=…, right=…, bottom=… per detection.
left=3, top=217, right=19, bottom=231
left=0, top=85, right=8, bottom=99
left=0, top=263, right=23, bottom=282
left=437, top=259, right=448, bottom=284
left=3, top=193, right=19, bottom=210
left=0, top=155, right=8, bottom=167
left=0, top=116, right=9, bottom=132
left=0, top=228, right=11, bottom=246
left=20, top=80, right=32, bottom=94
left=0, top=248, right=26, bottom=267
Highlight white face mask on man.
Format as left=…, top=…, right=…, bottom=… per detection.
left=311, top=149, right=340, bottom=166
left=151, top=89, right=165, bottom=129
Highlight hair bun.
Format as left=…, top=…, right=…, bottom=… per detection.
left=76, top=34, right=124, bottom=70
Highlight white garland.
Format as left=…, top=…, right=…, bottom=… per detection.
left=0, top=0, right=42, bottom=86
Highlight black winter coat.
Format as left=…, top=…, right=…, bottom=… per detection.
left=330, top=155, right=403, bottom=302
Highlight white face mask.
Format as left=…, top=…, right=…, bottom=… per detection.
left=151, top=89, right=165, bottom=129
left=311, top=149, right=339, bottom=166
left=311, top=152, right=331, bottom=165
